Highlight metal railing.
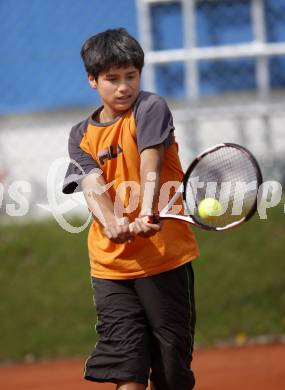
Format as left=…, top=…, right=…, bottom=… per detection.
left=136, top=0, right=285, bottom=100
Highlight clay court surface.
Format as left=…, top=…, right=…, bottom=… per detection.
left=1, top=343, right=284, bottom=390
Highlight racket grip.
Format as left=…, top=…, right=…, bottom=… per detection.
left=146, top=213, right=161, bottom=224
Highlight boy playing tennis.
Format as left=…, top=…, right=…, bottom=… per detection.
left=63, top=28, right=199, bottom=390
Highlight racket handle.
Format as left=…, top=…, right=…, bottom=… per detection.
left=146, top=213, right=161, bottom=224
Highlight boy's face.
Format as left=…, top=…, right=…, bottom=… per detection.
left=88, top=65, right=141, bottom=118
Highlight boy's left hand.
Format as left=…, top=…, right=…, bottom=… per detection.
left=130, top=215, right=161, bottom=238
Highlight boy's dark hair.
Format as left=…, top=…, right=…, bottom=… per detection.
left=81, top=28, right=144, bottom=79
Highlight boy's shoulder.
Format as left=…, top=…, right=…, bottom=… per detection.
left=133, top=91, right=170, bottom=115
left=133, top=91, right=175, bottom=153
left=69, top=117, right=90, bottom=140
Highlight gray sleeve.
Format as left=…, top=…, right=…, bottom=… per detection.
left=134, top=92, right=175, bottom=153
left=62, top=121, right=99, bottom=194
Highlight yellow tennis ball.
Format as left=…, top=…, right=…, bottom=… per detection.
left=198, top=198, right=222, bottom=220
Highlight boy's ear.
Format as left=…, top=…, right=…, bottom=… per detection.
left=88, top=74, right=97, bottom=89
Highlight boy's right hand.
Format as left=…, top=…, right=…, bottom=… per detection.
left=129, top=215, right=161, bottom=238
left=103, top=217, right=134, bottom=244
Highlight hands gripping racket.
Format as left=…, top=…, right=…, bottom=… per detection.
left=133, top=143, right=262, bottom=232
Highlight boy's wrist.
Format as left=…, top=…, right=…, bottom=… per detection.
left=103, top=215, right=129, bottom=227
left=115, top=216, right=130, bottom=226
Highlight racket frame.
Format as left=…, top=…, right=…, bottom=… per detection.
left=151, top=143, right=263, bottom=231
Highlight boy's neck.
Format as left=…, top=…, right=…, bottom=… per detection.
left=98, top=107, right=127, bottom=123
left=98, top=107, right=116, bottom=123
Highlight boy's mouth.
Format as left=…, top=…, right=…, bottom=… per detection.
left=116, top=95, right=132, bottom=102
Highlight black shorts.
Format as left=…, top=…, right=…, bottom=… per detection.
left=84, top=262, right=196, bottom=390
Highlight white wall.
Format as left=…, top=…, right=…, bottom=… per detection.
left=1, top=103, right=284, bottom=219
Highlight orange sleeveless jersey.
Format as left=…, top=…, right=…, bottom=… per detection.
left=63, top=92, right=199, bottom=279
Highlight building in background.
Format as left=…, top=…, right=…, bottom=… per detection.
left=138, top=0, right=285, bottom=177
left=139, top=0, right=285, bottom=100
left=0, top=0, right=285, bottom=217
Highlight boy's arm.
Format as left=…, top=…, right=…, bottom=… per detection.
left=131, top=144, right=164, bottom=237
left=131, top=93, right=176, bottom=237
left=81, top=173, right=133, bottom=244
left=140, top=144, right=164, bottom=215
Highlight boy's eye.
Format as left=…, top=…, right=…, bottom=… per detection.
left=105, top=73, right=137, bottom=82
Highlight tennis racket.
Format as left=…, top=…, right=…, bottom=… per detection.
left=132, top=143, right=263, bottom=231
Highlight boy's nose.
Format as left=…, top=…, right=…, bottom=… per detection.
left=118, top=81, right=129, bottom=92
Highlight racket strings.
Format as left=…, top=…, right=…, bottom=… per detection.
left=184, top=146, right=260, bottom=229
